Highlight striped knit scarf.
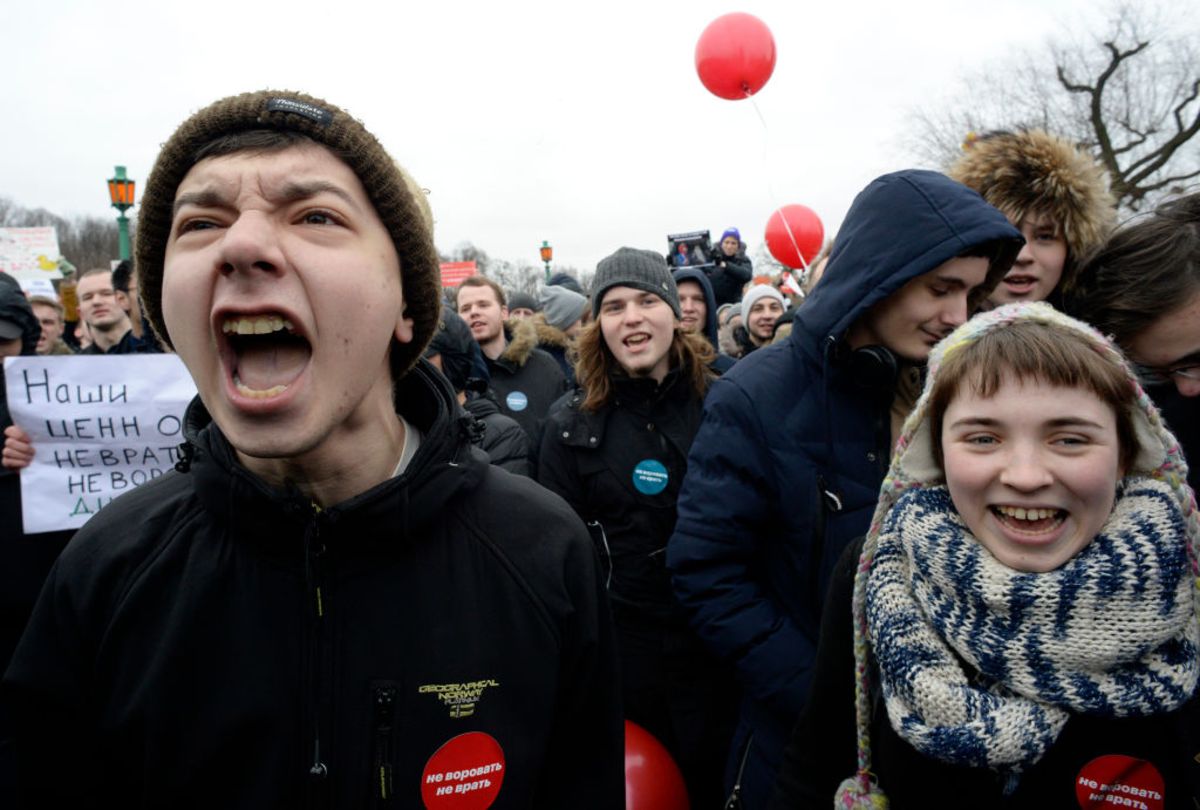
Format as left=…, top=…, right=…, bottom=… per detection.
left=868, top=480, right=1198, bottom=771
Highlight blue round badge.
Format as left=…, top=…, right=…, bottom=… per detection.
left=632, top=459, right=669, bottom=495
left=506, top=391, right=529, bottom=412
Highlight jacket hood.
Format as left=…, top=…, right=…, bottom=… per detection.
left=672, top=267, right=720, bottom=348
left=0, top=274, right=39, bottom=356
left=530, top=314, right=571, bottom=350
left=500, top=316, right=540, bottom=367
left=181, top=359, right=486, bottom=539
left=794, top=169, right=1023, bottom=352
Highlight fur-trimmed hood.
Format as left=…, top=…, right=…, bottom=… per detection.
left=529, top=314, right=571, bottom=350
left=949, top=129, right=1117, bottom=260
left=500, top=316, right=541, bottom=367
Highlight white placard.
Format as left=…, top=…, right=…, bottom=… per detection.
left=4, top=355, right=197, bottom=534
left=0, top=227, right=62, bottom=287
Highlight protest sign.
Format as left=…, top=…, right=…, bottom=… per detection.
left=4, top=355, right=197, bottom=534
left=0, top=227, right=62, bottom=290
left=439, top=260, right=477, bottom=287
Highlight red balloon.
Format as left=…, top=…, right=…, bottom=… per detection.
left=695, top=13, right=777, bottom=100
left=624, top=721, right=690, bottom=810
left=765, top=205, right=825, bottom=269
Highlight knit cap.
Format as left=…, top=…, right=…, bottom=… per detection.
left=740, top=284, right=787, bottom=317
left=591, top=247, right=681, bottom=319
left=135, top=90, right=441, bottom=379
left=538, top=285, right=588, bottom=332
left=547, top=272, right=585, bottom=296
left=720, top=227, right=741, bottom=243
left=506, top=291, right=540, bottom=313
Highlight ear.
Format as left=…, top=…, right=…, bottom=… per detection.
left=500, top=305, right=509, bottom=320
left=394, top=307, right=415, bottom=345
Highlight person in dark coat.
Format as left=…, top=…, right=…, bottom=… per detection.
left=1066, top=192, right=1200, bottom=492
left=771, top=304, right=1200, bottom=808
left=673, top=267, right=735, bottom=374
left=666, top=170, right=1022, bottom=809
left=2, top=90, right=623, bottom=809
left=457, top=276, right=567, bottom=451
left=0, top=274, right=75, bottom=797
left=533, top=285, right=589, bottom=385
left=708, top=227, right=753, bottom=306
left=424, top=309, right=532, bottom=476
left=539, top=248, right=738, bottom=810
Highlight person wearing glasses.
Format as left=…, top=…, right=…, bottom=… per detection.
left=1067, top=192, right=1200, bottom=490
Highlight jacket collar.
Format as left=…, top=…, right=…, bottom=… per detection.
left=181, top=360, right=486, bottom=547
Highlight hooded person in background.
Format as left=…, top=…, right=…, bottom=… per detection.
left=0, top=275, right=75, bottom=795
left=424, top=309, right=532, bottom=476
left=673, top=267, right=735, bottom=374
left=949, top=128, right=1116, bottom=309
left=667, top=170, right=1021, bottom=808
left=708, top=227, right=753, bottom=307
left=534, top=285, right=589, bottom=385
left=2, top=90, right=622, bottom=808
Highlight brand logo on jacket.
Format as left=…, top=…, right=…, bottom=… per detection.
left=419, top=679, right=500, bottom=719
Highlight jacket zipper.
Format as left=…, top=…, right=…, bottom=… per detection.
left=372, top=685, right=398, bottom=805
left=304, top=517, right=330, bottom=803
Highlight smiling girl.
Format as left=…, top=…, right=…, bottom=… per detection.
left=770, top=303, right=1199, bottom=808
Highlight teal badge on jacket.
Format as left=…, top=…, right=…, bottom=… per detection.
left=505, top=391, right=528, bottom=412
left=632, top=459, right=669, bottom=495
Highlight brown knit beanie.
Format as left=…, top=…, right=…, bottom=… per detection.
left=136, top=90, right=441, bottom=379
left=948, top=129, right=1117, bottom=263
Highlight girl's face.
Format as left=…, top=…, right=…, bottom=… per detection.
left=941, top=375, right=1122, bottom=572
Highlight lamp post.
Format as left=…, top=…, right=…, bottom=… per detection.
left=107, top=166, right=136, bottom=261
left=540, top=240, right=553, bottom=282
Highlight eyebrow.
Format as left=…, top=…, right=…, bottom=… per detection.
left=948, top=416, right=1109, bottom=430
left=932, top=275, right=968, bottom=289
left=172, top=180, right=360, bottom=219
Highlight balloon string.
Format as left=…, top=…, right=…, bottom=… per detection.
left=745, top=90, right=808, bottom=273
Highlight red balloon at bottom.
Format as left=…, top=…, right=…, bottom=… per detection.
left=624, top=720, right=690, bottom=810
left=765, top=204, right=825, bottom=269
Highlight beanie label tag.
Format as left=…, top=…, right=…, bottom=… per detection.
left=265, top=98, right=332, bottom=126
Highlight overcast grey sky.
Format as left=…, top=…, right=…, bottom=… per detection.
left=2, top=0, right=1128, bottom=273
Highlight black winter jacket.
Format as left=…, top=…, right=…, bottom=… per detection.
left=539, top=370, right=702, bottom=621
left=465, top=392, right=532, bottom=477
left=486, top=319, right=567, bottom=451
left=2, top=362, right=623, bottom=809
left=707, top=249, right=753, bottom=306
left=770, top=538, right=1200, bottom=809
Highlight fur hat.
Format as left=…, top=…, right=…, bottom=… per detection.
left=135, top=90, right=441, bottom=380
left=948, top=129, right=1116, bottom=260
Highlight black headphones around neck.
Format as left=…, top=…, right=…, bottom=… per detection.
left=846, top=344, right=900, bottom=394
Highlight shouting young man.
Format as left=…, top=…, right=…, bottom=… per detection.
left=2, top=91, right=622, bottom=808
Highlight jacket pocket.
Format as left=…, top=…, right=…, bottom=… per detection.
left=370, top=680, right=401, bottom=808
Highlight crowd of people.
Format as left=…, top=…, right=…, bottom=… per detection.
left=0, top=90, right=1197, bottom=809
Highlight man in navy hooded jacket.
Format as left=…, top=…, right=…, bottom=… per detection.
left=666, top=170, right=1022, bottom=807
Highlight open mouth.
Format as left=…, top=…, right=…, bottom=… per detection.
left=624, top=333, right=651, bottom=350
left=1003, top=275, right=1037, bottom=293
left=220, top=314, right=312, bottom=399
left=990, top=505, right=1065, bottom=535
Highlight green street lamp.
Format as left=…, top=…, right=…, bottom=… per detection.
left=107, top=166, right=136, bottom=261
left=540, top=240, right=553, bottom=282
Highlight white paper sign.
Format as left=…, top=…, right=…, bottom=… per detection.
left=4, top=355, right=197, bottom=534
left=0, top=227, right=61, bottom=287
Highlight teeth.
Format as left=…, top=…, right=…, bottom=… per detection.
left=221, top=316, right=295, bottom=336
left=996, top=506, right=1059, bottom=521
left=233, top=375, right=288, bottom=399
